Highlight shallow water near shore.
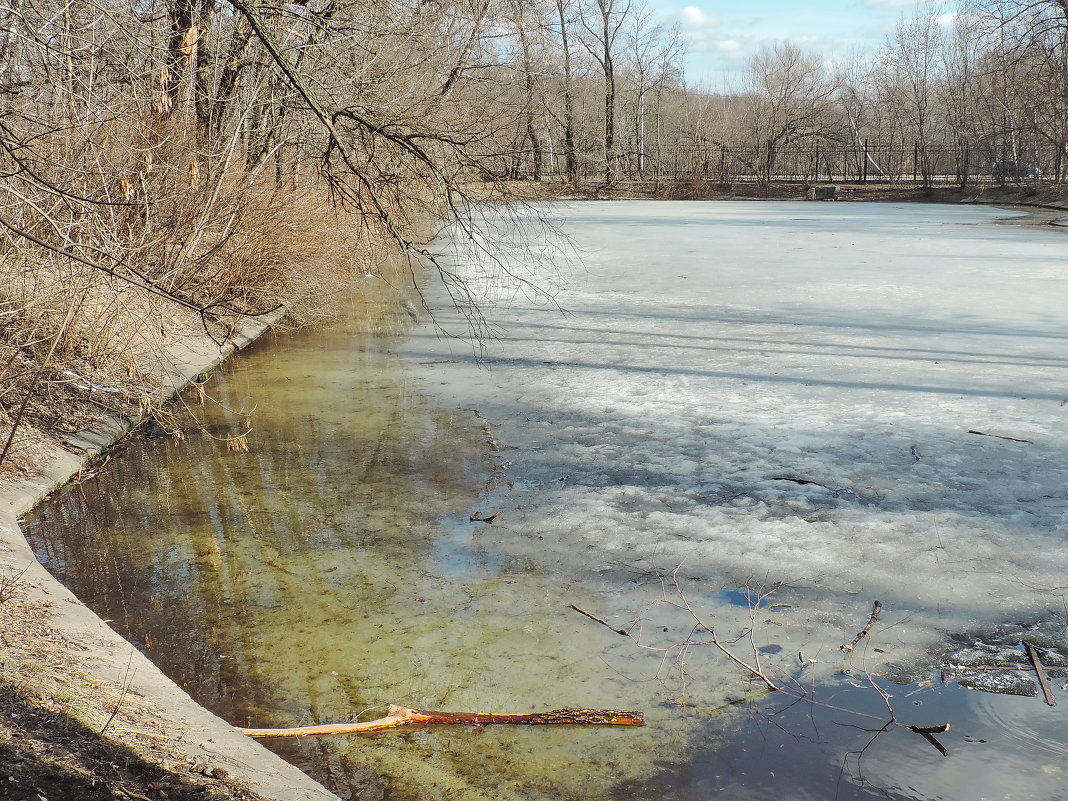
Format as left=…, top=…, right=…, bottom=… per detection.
left=23, top=201, right=1068, bottom=800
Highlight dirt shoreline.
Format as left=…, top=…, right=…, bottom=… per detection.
left=2, top=184, right=1065, bottom=801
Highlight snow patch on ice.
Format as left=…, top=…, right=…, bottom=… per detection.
left=405, top=201, right=1068, bottom=668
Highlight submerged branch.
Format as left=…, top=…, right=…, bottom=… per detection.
left=569, top=603, right=632, bottom=637
left=577, top=580, right=953, bottom=754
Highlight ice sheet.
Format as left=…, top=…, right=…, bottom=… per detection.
left=402, top=200, right=1068, bottom=673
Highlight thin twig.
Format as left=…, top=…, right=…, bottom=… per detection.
left=569, top=604, right=631, bottom=637
left=967, top=429, right=1033, bottom=444
left=100, top=647, right=137, bottom=736
left=841, top=600, right=882, bottom=653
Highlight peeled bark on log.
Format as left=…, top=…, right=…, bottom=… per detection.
left=237, top=705, right=645, bottom=738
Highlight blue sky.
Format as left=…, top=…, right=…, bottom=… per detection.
left=648, top=0, right=923, bottom=88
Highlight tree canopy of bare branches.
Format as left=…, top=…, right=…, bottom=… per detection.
left=3, top=0, right=1068, bottom=467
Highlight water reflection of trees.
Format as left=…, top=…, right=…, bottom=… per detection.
left=23, top=333, right=490, bottom=732
left=24, top=323, right=981, bottom=801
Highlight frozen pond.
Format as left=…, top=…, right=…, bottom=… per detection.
left=407, top=200, right=1068, bottom=664
left=23, top=200, right=1068, bottom=801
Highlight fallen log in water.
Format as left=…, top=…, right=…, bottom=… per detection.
left=237, top=705, right=645, bottom=738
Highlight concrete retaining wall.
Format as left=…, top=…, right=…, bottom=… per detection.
left=0, top=311, right=340, bottom=801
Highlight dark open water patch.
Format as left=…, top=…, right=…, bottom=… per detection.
left=718, top=587, right=760, bottom=608
left=617, top=675, right=1066, bottom=801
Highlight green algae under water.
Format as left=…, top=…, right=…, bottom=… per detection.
left=21, top=312, right=719, bottom=800
left=22, top=302, right=1068, bottom=801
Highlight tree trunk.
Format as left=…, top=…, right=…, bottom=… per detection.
left=210, top=20, right=255, bottom=136
left=192, top=0, right=215, bottom=133
left=515, top=12, right=543, bottom=181
left=603, top=52, right=616, bottom=182
left=165, top=0, right=195, bottom=115
left=600, top=1, right=616, bottom=183
left=556, top=0, right=578, bottom=183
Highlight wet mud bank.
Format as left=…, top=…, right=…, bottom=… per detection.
left=0, top=309, right=340, bottom=801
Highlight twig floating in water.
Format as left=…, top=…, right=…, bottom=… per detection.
left=908, top=723, right=950, bottom=734
left=1025, top=643, right=1057, bottom=706
left=914, top=729, right=949, bottom=756
left=841, top=600, right=882, bottom=652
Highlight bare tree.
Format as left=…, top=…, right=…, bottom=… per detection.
left=747, top=41, right=839, bottom=185
left=835, top=51, right=888, bottom=181
left=554, top=0, right=580, bottom=182
left=976, top=0, right=1068, bottom=179
left=940, top=12, right=985, bottom=186
left=622, top=8, right=681, bottom=179
left=0, top=0, right=532, bottom=465
left=505, top=0, right=548, bottom=180
left=884, top=7, right=946, bottom=188
left=579, top=0, right=632, bottom=182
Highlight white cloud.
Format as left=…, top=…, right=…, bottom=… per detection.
left=682, top=6, right=717, bottom=29
left=680, top=5, right=721, bottom=50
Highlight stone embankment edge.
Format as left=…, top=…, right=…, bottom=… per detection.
left=0, top=310, right=342, bottom=801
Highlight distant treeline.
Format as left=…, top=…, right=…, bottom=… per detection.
left=461, top=1, right=1068, bottom=188
left=1, top=0, right=1066, bottom=464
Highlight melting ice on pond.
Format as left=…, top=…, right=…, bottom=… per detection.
left=406, top=198, right=1068, bottom=680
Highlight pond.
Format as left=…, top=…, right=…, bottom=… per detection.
left=24, top=201, right=1068, bottom=800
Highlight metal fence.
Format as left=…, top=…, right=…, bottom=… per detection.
left=580, top=142, right=1059, bottom=185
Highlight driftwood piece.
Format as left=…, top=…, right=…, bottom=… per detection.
left=907, top=723, right=950, bottom=755
left=1025, top=643, right=1057, bottom=706
left=915, top=730, right=949, bottom=756
left=908, top=723, right=950, bottom=734
left=841, top=600, right=882, bottom=652
left=237, top=705, right=645, bottom=738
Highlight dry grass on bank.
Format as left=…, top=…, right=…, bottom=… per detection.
left=0, top=171, right=429, bottom=798
left=0, top=161, right=431, bottom=799
left=0, top=173, right=422, bottom=478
